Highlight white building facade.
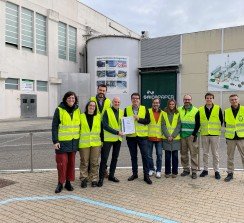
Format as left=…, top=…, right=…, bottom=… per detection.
left=0, top=0, right=139, bottom=119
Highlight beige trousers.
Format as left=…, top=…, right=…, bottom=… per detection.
left=201, top=135, right=220, bottom=172
left=180, top=136, right=198, bottom=173
left=226, top=139, right=244, bottom=173
left=79, top=146, right=101, bottom=182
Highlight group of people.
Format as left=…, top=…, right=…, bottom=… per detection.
left=52, top=84, right=244, bottom=193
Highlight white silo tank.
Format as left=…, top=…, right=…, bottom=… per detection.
left=86, top=35, right=140, bottom=108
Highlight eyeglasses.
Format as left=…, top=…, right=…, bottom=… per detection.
left=184, top=99, right=191, bottom=101
left=132, top=97, right=140, bottom=100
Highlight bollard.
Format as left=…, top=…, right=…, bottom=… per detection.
left=30, top=132, right=34, bottom=172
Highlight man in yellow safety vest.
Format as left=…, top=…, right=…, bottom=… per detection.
left=192, top=92, right=223, bottom=180
left=224, top=94, right=244, bottom=182
left=97, top=97, right=124, bottom=187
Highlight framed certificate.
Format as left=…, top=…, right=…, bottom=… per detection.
left=121, top=116, right=135, bottom=134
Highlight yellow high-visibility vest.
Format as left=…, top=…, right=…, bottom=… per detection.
left=90, top=96, right=111, bottom=116
left=199, top=105, right=221, bottom=136
left=148, top=108, right=164, bottom=139
left=79, top=113, right=101, bottom=148
left=225, top=106, right=244, bottom=139
left=104, top=108, right=124, bottom=142
left=162, top=112, right=180, bottom=140
left=126, top=105, right=148, bottom=137
left=58, top=107, right=80, bottom=141
left=178, top=106, right=198, bottom=138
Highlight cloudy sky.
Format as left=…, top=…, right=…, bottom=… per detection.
left=80, top=0, right=244, bottom=38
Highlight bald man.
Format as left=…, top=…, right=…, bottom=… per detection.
left=97, top=97, right=124, bottom=187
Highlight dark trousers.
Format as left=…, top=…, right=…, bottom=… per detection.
left=56, top=152, right=76, bottom=184
left=127, top=137, right=149, bottom=175
left=165, top=150, right=178, bottom=175
left=99, top=140, right=121, bottom=179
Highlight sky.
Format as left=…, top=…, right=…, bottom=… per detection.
left=80, top=0, right=244, bottom=38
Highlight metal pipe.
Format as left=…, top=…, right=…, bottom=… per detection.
left=30, top=132, right=34, bottom=173
left=197, top=135, right=201, bottom=171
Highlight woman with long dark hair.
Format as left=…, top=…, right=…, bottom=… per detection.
left=52, top=91, right=80, bottom=193
left=161, top=99, right=181, bottom=178
left=79, top=100, right=102, bottom=188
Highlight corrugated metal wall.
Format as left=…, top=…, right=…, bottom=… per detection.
left=141, top=35, right=181, bottom=68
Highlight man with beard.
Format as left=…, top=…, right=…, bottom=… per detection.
left=90, top=84, right=111, bottom=178
left=178, top=94, right=199, bottom=179
left=90, top=84, right=111, bottom=116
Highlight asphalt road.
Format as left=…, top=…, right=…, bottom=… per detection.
left=0, top=132, right=243, bottom=171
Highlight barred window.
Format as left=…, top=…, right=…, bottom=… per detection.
left=5, top=78, right=19, bottom=90
left=36, top=13, right=46, bottom=54
left=58, top=22, right=67, bottom=59
left=37, top=81, right=48, bottom=91
left=69, top=26, right=77, bottom=62
left=5, top=2, right=19, bottom=46
left=21, top=8, right=33, bottom=49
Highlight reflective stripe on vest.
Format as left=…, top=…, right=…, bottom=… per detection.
left=148, top=108, right=163, bottom=138
left=199, top=105, right=221, bottom=136
left=104, top=108, right=124, bottom=142
left=178, top=106, right=198, bottom=138
left=79, top=113, right=101, bottom=148
left=90, top=96, right=111, bottom=116
left=126, top=105, right=148, bottom=137
left=162, top=112, right=180, bottom=140
left=58, top=107, right=80, bottom=141
left=225, top=106, right=244, bottom=139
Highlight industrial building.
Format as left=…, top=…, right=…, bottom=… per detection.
left=1, top=0, right=244, bottom=119
left=0, top=0, right=139, bottom=119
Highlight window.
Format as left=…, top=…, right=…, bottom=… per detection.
left=21, top=8, right=33, bottom=50
left=5, top=2, right=19, bottom=46
left=36, top=13, right=47, bottom=54
left=58, top=22, right=67, bottom=59
left=69, top=26, right=77, bottom=62
left=37, top=81, right=48, bottom=91
left=5, top=78, right=19, bottom=90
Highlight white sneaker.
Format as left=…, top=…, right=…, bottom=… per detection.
left=149, top=170, right=155, bottom=176
left=156, top=172, right=161, bottom=178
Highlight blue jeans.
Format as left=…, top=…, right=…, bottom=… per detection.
left=127, top=137, right=149, bottom=175
left=147, top=140, right=163, bottom=172
left=165, top=150, right=178, bottom=175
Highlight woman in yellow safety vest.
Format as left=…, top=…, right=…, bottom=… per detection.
left=52, top=91, right=81, bottom=193
left=162, top=99, right=181, bottom=178
left=79, top=100, right=102, bottom=188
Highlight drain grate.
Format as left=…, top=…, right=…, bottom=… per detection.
left=0, top=178, right=16, bottom=188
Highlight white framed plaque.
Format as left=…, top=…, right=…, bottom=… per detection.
left=121, top=116, right=135, bottom=134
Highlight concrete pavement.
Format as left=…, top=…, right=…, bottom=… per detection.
left=0, top=169, right=244, bottom=223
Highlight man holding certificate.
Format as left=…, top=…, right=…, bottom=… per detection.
left=124, top=93, right=152, bottom=185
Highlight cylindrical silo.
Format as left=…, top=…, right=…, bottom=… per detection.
left=86, top=35, right=140, bottom=108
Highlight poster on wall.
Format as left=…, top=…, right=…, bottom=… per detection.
left=95, top=56, right=129, bottom=94
left=208, top=52, right=244, bottom=91
left=21, top=79, right=34, bottom=91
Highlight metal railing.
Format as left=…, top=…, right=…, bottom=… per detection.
left=0, top=130, right=243, bottom=172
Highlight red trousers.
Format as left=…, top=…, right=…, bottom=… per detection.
left=56, top=152, right=76, bottom=184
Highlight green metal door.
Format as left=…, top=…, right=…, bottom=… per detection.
left=141, top=72, right=177, bottom=109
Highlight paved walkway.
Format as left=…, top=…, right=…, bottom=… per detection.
left=0, top=169, right=243, bottom=223
left=0, top=118, right=51, bottom=134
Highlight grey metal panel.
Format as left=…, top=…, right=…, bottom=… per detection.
left=58, top=73, right=91, bottom=112
left=20, top=94, right=37, bottom=118
left=141, top=35, right=181, bottom=67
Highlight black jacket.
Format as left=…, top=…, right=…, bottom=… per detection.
left=52, top=102, right=80, bottom=154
